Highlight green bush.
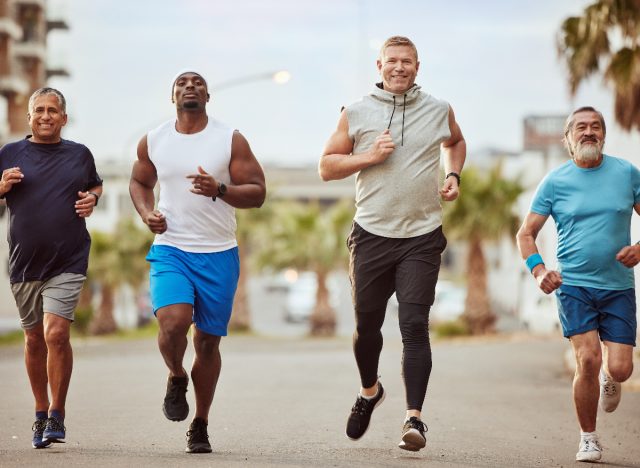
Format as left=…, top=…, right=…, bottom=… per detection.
left=433, top=319, right=470, bottom=339
left=73, top=306, right=93, bottom=335
left=0, top=330, right=24, bottom=346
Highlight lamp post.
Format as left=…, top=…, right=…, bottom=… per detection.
left=121, top=69, right=291, bottom=158
left=211, top=70, right=291, bottom=91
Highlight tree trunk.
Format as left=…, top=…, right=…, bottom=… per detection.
left=229, top=243, right=251, bottom=332
left=462, top=238, right=496, bottom=335
left=89, top=284, right=118, bottom=335
left=309, top=271, right=336, bottom=337
left=77, top=282, right=93, bottom=311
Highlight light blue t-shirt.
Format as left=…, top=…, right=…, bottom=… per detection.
left=531, top=155, right=640, bottom=290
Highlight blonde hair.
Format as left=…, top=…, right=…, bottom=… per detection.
left=379, top=36, right=418, bottom=61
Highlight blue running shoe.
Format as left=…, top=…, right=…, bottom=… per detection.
left=43, top=417, right=66, bottom=443
left=32, top=419, right=52, bottom=449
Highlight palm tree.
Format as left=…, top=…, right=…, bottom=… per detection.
left=256, top=199, right=354, bottom=336
left=443, top=165, right=524, bottom=335
left=87, top=218, right=154, bottom=335
left=229, top=204, right=273, bottom=332
left=557, top=0, right=640, bottom=131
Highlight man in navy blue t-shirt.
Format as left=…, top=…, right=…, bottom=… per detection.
left=0, top=87, right=102, bottom=449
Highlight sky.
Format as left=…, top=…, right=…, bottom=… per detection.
left=45, top=0, right=640, bottom=168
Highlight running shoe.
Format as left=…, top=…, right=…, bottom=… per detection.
left=346, top=382, right=385, bottom=440
left=599, top=368, right=621, bottom=413
left=32, top=419, right=51, bottom=449
left=398, top=416, right=428, bottom=451
left=163, top=374, right=189, bottom=421
left=185, top=418, right=212, bottom=453
left=576, top=435, right=602, bottom=462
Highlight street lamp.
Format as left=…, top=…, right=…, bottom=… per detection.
left=211, top=70, right=291, bottom=92
left=121, top=70, right=291, bottom=158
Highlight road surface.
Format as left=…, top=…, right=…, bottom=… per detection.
left=1, top=334, right=639, bottom=467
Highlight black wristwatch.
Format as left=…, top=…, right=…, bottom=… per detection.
left=445, top=172, right=461, bottom=186
left=212, top=182, right=227, bottom=202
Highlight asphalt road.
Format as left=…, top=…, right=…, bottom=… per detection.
left=1, top=334, right=639, bottom=467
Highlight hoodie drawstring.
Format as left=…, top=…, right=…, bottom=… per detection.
left=387, top=94, right=406, bottom=146
left=401, top=94, right=406, bottom=146
left=387, top=96, right=396, bottom=132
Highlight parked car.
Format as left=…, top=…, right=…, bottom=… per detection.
left=384, top=280, right=466, bottom=323
left=431, top=281, right=466, bottom=322
left=283, top=271, right=339, bottom=323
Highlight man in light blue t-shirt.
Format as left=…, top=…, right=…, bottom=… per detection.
left=517, top=106, right=640, bottom=463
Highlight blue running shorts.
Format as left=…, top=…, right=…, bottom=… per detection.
left=555, top=284, right=637, bottom=346
left=146, top=244, right=240, bottom=336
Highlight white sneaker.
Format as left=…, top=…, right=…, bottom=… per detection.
left=576, top=436, right=602, bottom=462
left=599, top=368, right=621, bottom=413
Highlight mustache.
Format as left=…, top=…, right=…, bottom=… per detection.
left=580, top=136, right=598, bottom=144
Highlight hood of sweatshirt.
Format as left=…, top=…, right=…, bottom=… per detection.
left=370, top=83, right=422, bottom=145
left=371, top=82, right=421, bottom=104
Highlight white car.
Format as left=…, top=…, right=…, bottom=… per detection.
left=431, top=281, right=466, bottom=322
left=386, top=281, right=466, bottom=323
left=282, top=271, right=339, bottom=323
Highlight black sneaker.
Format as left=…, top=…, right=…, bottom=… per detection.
left=185, top=418, right=212, bottom=453
left=32, top=419, right=52, bottom=449
left=346, top=382, right=385, bottom=440
left=42, top=416, right=66, bottom=444
left=163, top=375, right=189, bottom=421
left=398, top=416, right=427, bottom=451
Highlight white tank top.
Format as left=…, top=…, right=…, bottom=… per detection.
left=147, top=118, right=237, bottom=252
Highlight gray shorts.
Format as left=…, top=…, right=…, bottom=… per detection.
left=11, top=273, right=86, bottom=329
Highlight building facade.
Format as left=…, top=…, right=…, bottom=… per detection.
left=0, top=0, right=68, bottom=330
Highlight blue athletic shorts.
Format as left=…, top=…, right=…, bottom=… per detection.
left=555, top=284, right=637, bottom=346
left=146, top=244, right=240, bottom=336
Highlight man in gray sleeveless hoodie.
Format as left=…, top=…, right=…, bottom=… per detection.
left=319, top=36, right=466, bottom=451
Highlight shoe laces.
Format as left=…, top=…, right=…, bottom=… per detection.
left=187, top=420, right=209, bottom=443
left=167, top=379, right=188, bottom=402
left=407, top=418, right=428, bottom=433
left=32, top=419, right=47, bottom=434
left=580, top=438, right=602, bottom=452
left=602, top=381, right=618, bottom=397
left=47, top=417, right=65, bottom=432
left=351, top=396, right=373, bottom=416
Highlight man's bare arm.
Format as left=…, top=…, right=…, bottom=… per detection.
left=129, top=135, right=166, bottom=234
left=517, top=211, right=562, bottom=294
left=440, top=105, right=466, bottom=201
left=318, top=110, right=394, bottom=181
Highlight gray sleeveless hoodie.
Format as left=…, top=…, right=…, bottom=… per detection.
left=346, top=83, right=451, bottom=238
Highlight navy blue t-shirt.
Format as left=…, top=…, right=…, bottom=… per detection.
left=0, top=137, right=103, bottom=284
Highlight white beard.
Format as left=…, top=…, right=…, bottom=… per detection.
left=573, top=140, right=603, bottom=162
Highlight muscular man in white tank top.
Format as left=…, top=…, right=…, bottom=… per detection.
left=130, top=70, right=266, bottom=454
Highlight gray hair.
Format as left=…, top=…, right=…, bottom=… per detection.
left=28, top=87, right=66, bottom=115
left=563, top=106, right=606, bottom=155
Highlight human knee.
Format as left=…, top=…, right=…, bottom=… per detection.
left=44, top=324, right=70, bottom=349
left=159, top=317, right=191, bottom=341
left=398, top=304, right=429, bottom=337
left=608, top=362, right=633, bottom=382
left=355, top=319, right=383, bottom=338
left=575, top=349, right=601, bottom=377
left=194, top=332, right=220, bottom=357
left=24, top=328, right=46, bottom=354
